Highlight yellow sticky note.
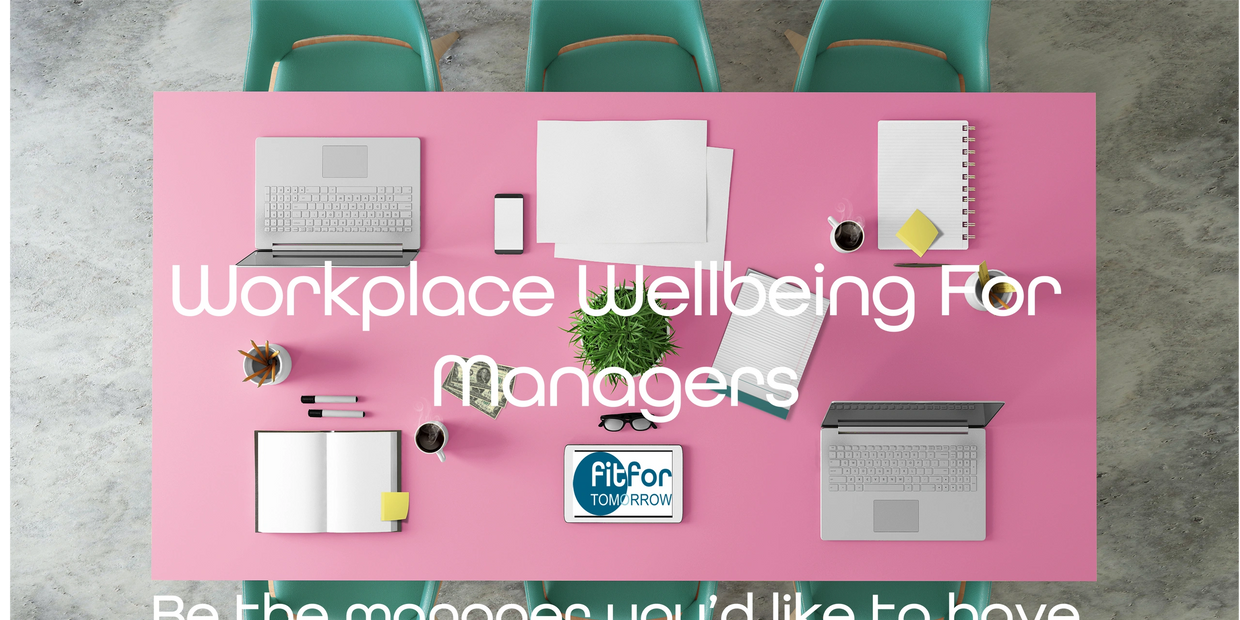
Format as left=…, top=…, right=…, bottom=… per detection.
left=895, top=209, right=940, bottom=257
left=380, top=492, right=409, bottom=521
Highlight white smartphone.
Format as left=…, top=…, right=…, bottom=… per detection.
left=494, top=194, right=524, bottom=254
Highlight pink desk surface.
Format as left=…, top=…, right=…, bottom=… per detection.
left=153, top=92, right=1095, bottom=581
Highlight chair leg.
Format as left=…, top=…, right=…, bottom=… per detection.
left=784, top=29, right=807, bottom=59
left=432, top=31, right=460, bottom=62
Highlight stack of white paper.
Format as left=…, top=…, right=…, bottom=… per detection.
left=538, top=120, right=733, bottom=269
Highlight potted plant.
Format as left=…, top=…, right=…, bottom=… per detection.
left=565, top=280, right=678, bottom=385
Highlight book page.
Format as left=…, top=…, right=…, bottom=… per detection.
left=325, top=431, right=399, bottom=533
left=712, top=270, right=828, bottom=400
left=256, top=432, right=327, bottom=533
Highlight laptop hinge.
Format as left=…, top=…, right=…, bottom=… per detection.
left=271, top=244, right=404, bottom=257
left=836, top=426, right=971, bottom=435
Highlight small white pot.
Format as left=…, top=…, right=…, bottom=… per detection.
left=242, top=343, right=292, bottom=385
left=964, top=270, right=1015, bottom=312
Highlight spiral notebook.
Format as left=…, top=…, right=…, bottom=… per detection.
left=877, top=121, right=977, bottom=251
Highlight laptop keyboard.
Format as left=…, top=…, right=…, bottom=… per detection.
left=263, top=186, right=415, bottom=233
left=827, top=444, right=978, bottom=493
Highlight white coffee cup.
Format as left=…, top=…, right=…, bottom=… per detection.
left=415, top=421, right=448, bottom=462
left=827, top=216, right=864, bottom=253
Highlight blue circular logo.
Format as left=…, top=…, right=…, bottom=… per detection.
left=573, top=452, right=628, bottom=516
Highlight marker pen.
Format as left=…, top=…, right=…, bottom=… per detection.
left=302, top=395, right=358, bottom=404
left=308, top=410, right=365, bottom=418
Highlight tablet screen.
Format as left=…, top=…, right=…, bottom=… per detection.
left=564, top=445, right=683, bottom=523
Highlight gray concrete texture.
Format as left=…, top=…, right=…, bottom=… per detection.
left=9, top=0, right=1237, bottom=618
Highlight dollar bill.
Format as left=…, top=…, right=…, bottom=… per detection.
left=446, top=376, right=508, bottom=419
left=440, top=357, right=515, bottom=419
left=441, top=375, right=465, bottom=400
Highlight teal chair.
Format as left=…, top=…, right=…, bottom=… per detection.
left=525, top=581, right=717, bottom=620
left=794, top=581, right=991, bottom=620
left=244, top=0, right=458, bottom=92
left=524, top=0, right=720, bottom=92
left=241, top=580, right=441, bottom=620
left=786, top=0, right=991, bottom=92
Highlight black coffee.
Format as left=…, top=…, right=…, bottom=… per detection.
left=415, top=426, right=444, bottom=452
left=834, top=221, right=864, bottom=250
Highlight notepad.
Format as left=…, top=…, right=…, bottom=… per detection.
left=709, top=269, right=828, bottom=419
left=877, top=120, right=976, bottom=251
left=895, top=209, right=940, bottom=256
left=256, top=431, right=400, bottom=533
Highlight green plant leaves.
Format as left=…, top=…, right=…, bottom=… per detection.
left=564, top=279, right=679, bottom=386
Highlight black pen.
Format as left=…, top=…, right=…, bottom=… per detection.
left=894, top=263, right=948, bottom=268
left=309, top=410, right=364, bottom=418
left=301, top=395, right=358, bottom=404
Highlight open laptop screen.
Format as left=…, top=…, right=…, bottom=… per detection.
left=821, top=401, right=1004, bottom=428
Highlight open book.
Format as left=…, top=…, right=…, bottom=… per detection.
left=255, top=431, right=401, bottom=533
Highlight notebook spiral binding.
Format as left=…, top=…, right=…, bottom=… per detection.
left=962, top=124, right=976, bottom=240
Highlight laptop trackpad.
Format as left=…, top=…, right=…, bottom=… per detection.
left=873, top=500, right=919, bottom=532
left=322, top=145, right=368, bottom=178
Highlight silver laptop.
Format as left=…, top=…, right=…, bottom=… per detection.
left=820, top=401, right=1004, bottom=541
left=238, top=137, right=421, bottom=267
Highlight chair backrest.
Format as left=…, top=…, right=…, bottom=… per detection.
left=529, top=581, right=715, bottom=620
left=524, top=0, right=721, bottom=92
left=795, top=581, right=992, bottom=620
left=244, top=0, right=440, bottom=91
left=241, top=580, right=440, bottom=620
left=796, top=0, right=991, bottom=92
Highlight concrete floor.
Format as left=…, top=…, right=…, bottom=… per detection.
left=9, top=0, right=1237, bottom=618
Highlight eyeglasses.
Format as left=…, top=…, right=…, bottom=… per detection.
left=599, top=412, right=657, bottom=432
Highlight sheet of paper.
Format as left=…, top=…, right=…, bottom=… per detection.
left=711, top=270, right=828, bottom=401
left=325, top=431, right=399, bottom=533
left=536, top=120, right=708, bottom=243
left=553, top=147, right=733, bottom=268
left=256, top=432, right=327, bottom=533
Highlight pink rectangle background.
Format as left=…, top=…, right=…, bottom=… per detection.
left=152, top=92, right=1096, bottom=581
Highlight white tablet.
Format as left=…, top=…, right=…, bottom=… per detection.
left=564, top=445, right=683, bottom=523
